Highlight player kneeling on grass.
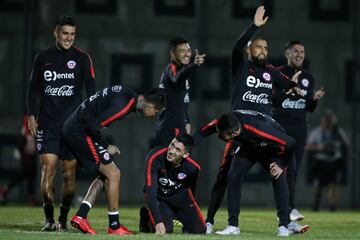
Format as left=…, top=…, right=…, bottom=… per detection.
left=62, top=85, right=166, bottom=235
left=139, top=134, right=206, bottom=235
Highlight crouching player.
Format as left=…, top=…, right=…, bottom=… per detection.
left=139, top=134, right=206, bottom=235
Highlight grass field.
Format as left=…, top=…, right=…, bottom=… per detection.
left=0, top=205, right=359, bottom=239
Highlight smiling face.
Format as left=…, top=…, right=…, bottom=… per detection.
left=54, top=25, right=76, bottom=50
left=166, top=138, right=189, bottom=164
left=286, top=44, right=305, bottom=68
left=171, top=43, right=192, bottom=65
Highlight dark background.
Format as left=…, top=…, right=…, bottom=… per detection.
left=0, top=0, right=359, bottom=208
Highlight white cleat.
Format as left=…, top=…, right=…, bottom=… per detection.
left=277, top=226, right=290, bottom=237
left=290, top=208, right=305, bottom=221
left=205, top=222, right=213, bottom=234
left=215, top=225, right=240, bottom=235
left=287, top=221, right=310, bottom=234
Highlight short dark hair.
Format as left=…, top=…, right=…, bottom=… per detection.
left=175, top=134, right=194, bottom=151
left=247, top=37, right=266, bottom=48
left=143, top=88, right=167, bottom=110
left=285, top=40, right=304, bottom=50
left=216, top=113, right=239, bottom=134
left=56, top=15, right=76, bottom=28
left=169, top=36, right=189, bottom=52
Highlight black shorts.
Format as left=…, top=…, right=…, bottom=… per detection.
left=62, top=118, right=113, bottom=171
left=36, top=126, right=74, bottom=160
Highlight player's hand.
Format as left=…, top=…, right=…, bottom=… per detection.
left=292, top=87, right=304, bottom=96
left=194, top=49, right=206, bottom=66
left=185, top=123, right=191, bottom=134
left=313, top=87, right=325, bottom=100
left=107, top=145, right=120, bottom=155
left=254, top=5, right=269, bottom=27
left=155, top=222, right=166, bottom=236
left=27, top=115, right=38, bottom=137
left=291, top=71, right=302, bottom=84
left=269, top=162, right=283, bottom=179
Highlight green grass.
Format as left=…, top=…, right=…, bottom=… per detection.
left=0, top=205, right=359, bottom=239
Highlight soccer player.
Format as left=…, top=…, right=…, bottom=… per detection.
left=157, top=36, right=206, bottom=146
left=272, top=40, right=325, bottom=220
left=205, top=5, right=302, bottom=234
left=63, top=85, right=166, bottom=235
left=193, top=111, right=310, bottom=236
left=139, top=134, right=205, bottom=235
left=26, top=15, right=95, bottom=231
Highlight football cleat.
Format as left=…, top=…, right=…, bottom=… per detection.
left=41, top=222, right=56, bottom=232
left=108, top=225, right=135, bottom=235
left=215, top=225, right=240, bottom=235
left=206, top=222, right=213, bottom=234
left=290, top=208, right=305, bottom=221
left=287, top=221, right=310, bottom=234
left=57, top=220, right=68, bottom=231
left=70, top=215, right=96, bottom=235
left=277, top=226, right=290, bottom=237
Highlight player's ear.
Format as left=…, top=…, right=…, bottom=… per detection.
left=53, top=28, right=58, bottom=39
left=183, top=152, right=190, bottom=158
left=246, top=46, right=251, bottom=56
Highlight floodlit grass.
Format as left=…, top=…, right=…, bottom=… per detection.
left=0, top=205, right=359, bottom=239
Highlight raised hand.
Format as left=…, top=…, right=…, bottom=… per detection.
left=254, top=5, right=269, bottom=27
left=194, top=49, right=206, bottom=66
left=313, top=87, right=325, bottom=100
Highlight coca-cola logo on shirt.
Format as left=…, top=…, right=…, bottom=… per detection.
left=242, top=91, right=269, bottom=104
left=44, top=85, right=75, bottom=96
left=282, top=98, right=306, bottom=109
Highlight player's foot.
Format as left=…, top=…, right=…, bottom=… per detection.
left=206, top=222, right=213, bottom=234
left=139, top=207, right=154, bottom=233
left=70, top=215, right=96, bottom=235
left=0, top=187, right=8, bottom=205
left=287, top=221, right=310, bottom=234
left=41, top=222, right=56, bottom=231
left=215, top=225, right=240, bottom=235
left=57, top=219, right=68, bottom=231
left=277, top=226, right=290, bottom=237
left=290, top=208, right=305, bottom=221
left=108, top=225, right=135, bottom=235
left=173, top=219, right=183, bottom=227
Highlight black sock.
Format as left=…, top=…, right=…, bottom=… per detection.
left=59, top=206, right=70, bottom=222
left=76, top=202, right=91, bottom=218
left=43, top=204, right=55, bottom=223
left=108, top=211, right=120, bottom=230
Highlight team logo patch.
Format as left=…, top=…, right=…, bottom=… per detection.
left=262, top=72, right=271, bottom=81
left=301, top=78, right=309, bottom=87
left=103, top=152, right=110, bottom=161
left=177, top=173, right=187, bottom=180
left=37, top=143, right=42, bottom=151
left=66, top=60, right=76, bottom=69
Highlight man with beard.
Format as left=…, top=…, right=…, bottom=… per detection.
left=157, top=36, right=206, bottom=146
left=139, top=134, right=205, bottom=235
left=193, top=111, right=310, bottom=236
left=272, top=41, right=325, bottom=221
left=205, top=5, right=303, bottom=234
